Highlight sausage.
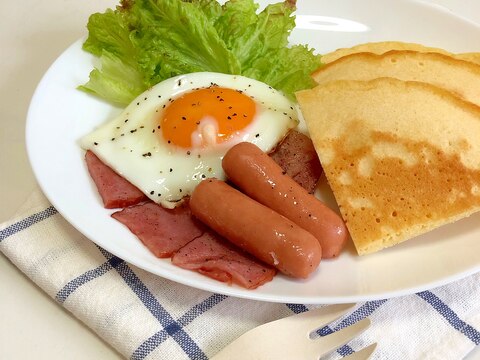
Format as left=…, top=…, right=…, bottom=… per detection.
left=189, top=179, right=322, bottom=279
left=222, top=142, right=348, bottom=258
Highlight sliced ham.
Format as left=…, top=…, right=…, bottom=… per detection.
left=172, top=231, right=276, bottom=289
left=85, top=150, right=147, bottom=208
left=111, top=201, right=204, bottom=258
left=269, top=130, right=323, bottom=194
left=88, top=131, right=324, bottom=289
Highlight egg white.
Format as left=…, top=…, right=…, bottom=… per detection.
left=80, top=72, right=299, bottom=208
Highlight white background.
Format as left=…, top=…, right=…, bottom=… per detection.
left=0, top=0, right=479, bottom=358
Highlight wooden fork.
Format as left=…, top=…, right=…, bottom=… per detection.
left=211, top=303, right=376, bottom=360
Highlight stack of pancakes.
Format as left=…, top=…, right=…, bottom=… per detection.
left=296, top=42, right=480, bottom=255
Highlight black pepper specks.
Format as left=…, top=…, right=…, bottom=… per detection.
left=94, top=142, right=98, bottom=146
left=130, top=129, right=137, bottom=133
left=150, top=191, right=154, bottom=195
left=255, top=134, right=260, bottom=138
left=142, top=152, right=152, bottom=157
left=169, top=168, right=173, bottom=172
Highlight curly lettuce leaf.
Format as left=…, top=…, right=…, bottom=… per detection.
left=83, top=9, right=133, bottom=59
left=244, top=45, right=320, bottom=97
left=130, top=0, right=241, bottom=86
left=188, top=0, right=223, bottom=26
left=215, top=0, right=296, bottom=68
left=79, top=7, right=147, bottom=105
left=79, top=0, right=322, bottom=105
left=78, top=50, right=145, bottom=106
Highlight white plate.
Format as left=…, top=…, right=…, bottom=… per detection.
left=26, top=0, right=480, bottom=304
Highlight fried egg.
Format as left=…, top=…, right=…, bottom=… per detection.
left=80, top=72, right=298, bottom=208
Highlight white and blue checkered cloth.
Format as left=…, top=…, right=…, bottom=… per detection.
left=1, top=189, right=480, bottom=360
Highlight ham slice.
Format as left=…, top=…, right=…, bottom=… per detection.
left=85, top=150, right=147, bottom=208
left=270, top=130, right=323, bottom=194
left=88, top=133, right=325, bottom=288
left=172, top=231, right=276, bottom=289
left=111, top=201, right=204, bottom=258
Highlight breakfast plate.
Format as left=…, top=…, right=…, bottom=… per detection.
left=26, top=0, right=480, bottom=304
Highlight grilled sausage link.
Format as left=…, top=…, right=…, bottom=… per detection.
left=223, top=142, right=348, bottom=258
left=190, top=179, right=322, bottom=279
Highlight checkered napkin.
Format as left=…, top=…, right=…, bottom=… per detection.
left=1, top=189, right=480, bottom=360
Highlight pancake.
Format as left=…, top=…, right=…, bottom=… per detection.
left=312, top=50, right=480, bottom=107
left=296, top=78, right=480, bottom=255
left=456, top=52, right=480, bottom=64
left=321, top=41, right=480, bottom=65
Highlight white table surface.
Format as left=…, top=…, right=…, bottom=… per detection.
left=1, top=0, right=479, bottom=359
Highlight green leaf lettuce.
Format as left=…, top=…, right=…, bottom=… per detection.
left=79, top=0, right=321, bottom=105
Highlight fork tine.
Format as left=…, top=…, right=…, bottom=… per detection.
left=343, top=343, right=377, bottom=360
left=310, top=318, right=372, bottom=357
left=279, top=303, right=357, bottom=334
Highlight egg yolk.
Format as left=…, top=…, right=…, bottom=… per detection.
left=161, top=87, right=256, bottom=148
